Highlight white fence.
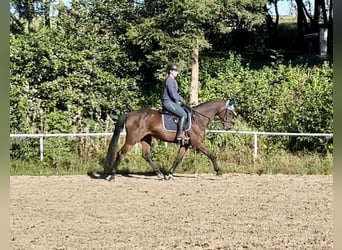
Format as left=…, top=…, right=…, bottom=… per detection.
left=10, top=130, right=333, bottom=161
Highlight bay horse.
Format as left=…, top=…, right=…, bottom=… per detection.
left=104, top=98, right=236, bottom=181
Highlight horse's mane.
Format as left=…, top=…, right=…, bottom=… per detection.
left=193, top=98, right=223, bottom=109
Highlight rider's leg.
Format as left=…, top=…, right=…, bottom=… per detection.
left=176, top=116, right=186, bottom=140
left=162, top=100, right=188, bottom=140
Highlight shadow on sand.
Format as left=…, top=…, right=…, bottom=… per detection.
left=87, top=170, right=220, bottom=181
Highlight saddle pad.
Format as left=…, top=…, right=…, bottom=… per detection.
left=162, top=114, right=191, bottom=132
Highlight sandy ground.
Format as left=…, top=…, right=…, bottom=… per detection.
left=10, top=174, right=332, bottom=250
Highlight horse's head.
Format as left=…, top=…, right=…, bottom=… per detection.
left=217, top=100, right=236, bottom=130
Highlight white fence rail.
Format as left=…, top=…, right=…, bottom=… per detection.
left=10, top=131, right=333, bottom=161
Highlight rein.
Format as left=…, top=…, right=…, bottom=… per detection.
left=185, top=105, right=212, bottom=121
left=185, top=100, right=235, bottom=122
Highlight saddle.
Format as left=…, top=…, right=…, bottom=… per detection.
left=161, top=107, right=192, bottom=132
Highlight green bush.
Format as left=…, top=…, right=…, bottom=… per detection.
left=199, top=53, right=333, bottom=154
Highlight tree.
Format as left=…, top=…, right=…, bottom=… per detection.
left=10, top=0, right=60, bottom=33
left=291, top=0, right=332, bottom=54
left=128, top=0, right=268, bottom=104
left=10, top=0, right=36, bottom=32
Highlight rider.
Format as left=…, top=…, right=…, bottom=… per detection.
left=162, top=63, right=188, bottom=141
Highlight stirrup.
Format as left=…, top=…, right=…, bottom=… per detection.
left=177, top=133, right=190, bottom=141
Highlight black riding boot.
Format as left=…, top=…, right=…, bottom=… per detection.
left=176, top=117, right=186, bottom=140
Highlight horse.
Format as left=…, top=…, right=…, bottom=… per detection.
left=104, top=98, right=236, bottom=181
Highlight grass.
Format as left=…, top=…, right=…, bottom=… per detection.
left=10, top=141, right=333, bottom=176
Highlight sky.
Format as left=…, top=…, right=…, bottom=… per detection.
left=268, top=1, right=294, bottom=16
left=268, top=0, right=315, bottom=16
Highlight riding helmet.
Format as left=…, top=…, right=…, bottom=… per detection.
left=167, top=63, right=178, bottom=72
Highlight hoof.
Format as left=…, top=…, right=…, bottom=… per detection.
left=165, top=173, right=175, bottom=180
left=105, top=175, right=115, bottom=181
left=157, top=173, right=165, bottom=180
left=215, top=171, right=222, bottom=176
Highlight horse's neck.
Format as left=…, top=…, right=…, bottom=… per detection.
left=196, top=101, right=223, bottom=115
left=193, top=102, right=222, bottom=125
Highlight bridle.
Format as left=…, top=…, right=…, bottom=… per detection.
left=217, top=100, right=236, bottom=123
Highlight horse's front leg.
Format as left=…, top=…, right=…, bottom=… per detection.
left=166, top=145, right=190, bottom=180
left=196, top=144, right=221, bottom=176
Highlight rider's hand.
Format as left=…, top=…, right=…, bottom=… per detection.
left=177, top=100, right=186, bottom=106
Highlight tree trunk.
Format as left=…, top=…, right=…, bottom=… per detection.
left=274, top=0, right=279, bottom=29
left=327, top=0, right=333, bottom=54
left=25, top=0, right=35, bottom=33
left=263, top=2, right=278, bottom=46
left=310, top=0, right=321, bottom=53
left=44, top=0, right=51, bottom=28
left=319, top=28, right=328, bottom=56
left=312, top=0, right=320, bottom=32
left=321, top=0, right=328, bottom=25
left=296, top=0, right=310, bottom=51
left=190, top=47, right=199, bottom=105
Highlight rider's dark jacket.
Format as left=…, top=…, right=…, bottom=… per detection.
left=162, top=76, right=185, bottom=103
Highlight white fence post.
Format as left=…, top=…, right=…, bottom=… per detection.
left=253, top=133, right=258, bottom=159
left=39, top=137, right=44, bottom=161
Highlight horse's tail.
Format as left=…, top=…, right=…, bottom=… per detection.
left=104, top=113, right=128, bottom=174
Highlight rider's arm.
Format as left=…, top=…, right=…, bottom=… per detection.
left=166, top=78, right=184, bottom=103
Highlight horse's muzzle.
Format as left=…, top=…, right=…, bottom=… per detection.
left=223, top=123, right=233, bottom=130
left=223, top=120, right=234, bottom=130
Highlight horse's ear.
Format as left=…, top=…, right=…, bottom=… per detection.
left=225, top=98, right=235, bottom=107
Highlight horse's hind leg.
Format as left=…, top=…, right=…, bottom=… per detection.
left=107, top=143, right=133, bottom=181
left=141, top=136, right=164, bottom=179
left=166, top=145, right=190, bottom=180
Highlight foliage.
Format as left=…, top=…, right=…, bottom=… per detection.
left=10, top=25, right=140, bottom=132
left=199, top=53, right=332, bottom=153
left=126, top=0, right=268, bottom=80
left=10, top=0, right=333, bottom=174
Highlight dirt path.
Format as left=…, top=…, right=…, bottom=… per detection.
left=10, top=174, right=333, bottom=249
